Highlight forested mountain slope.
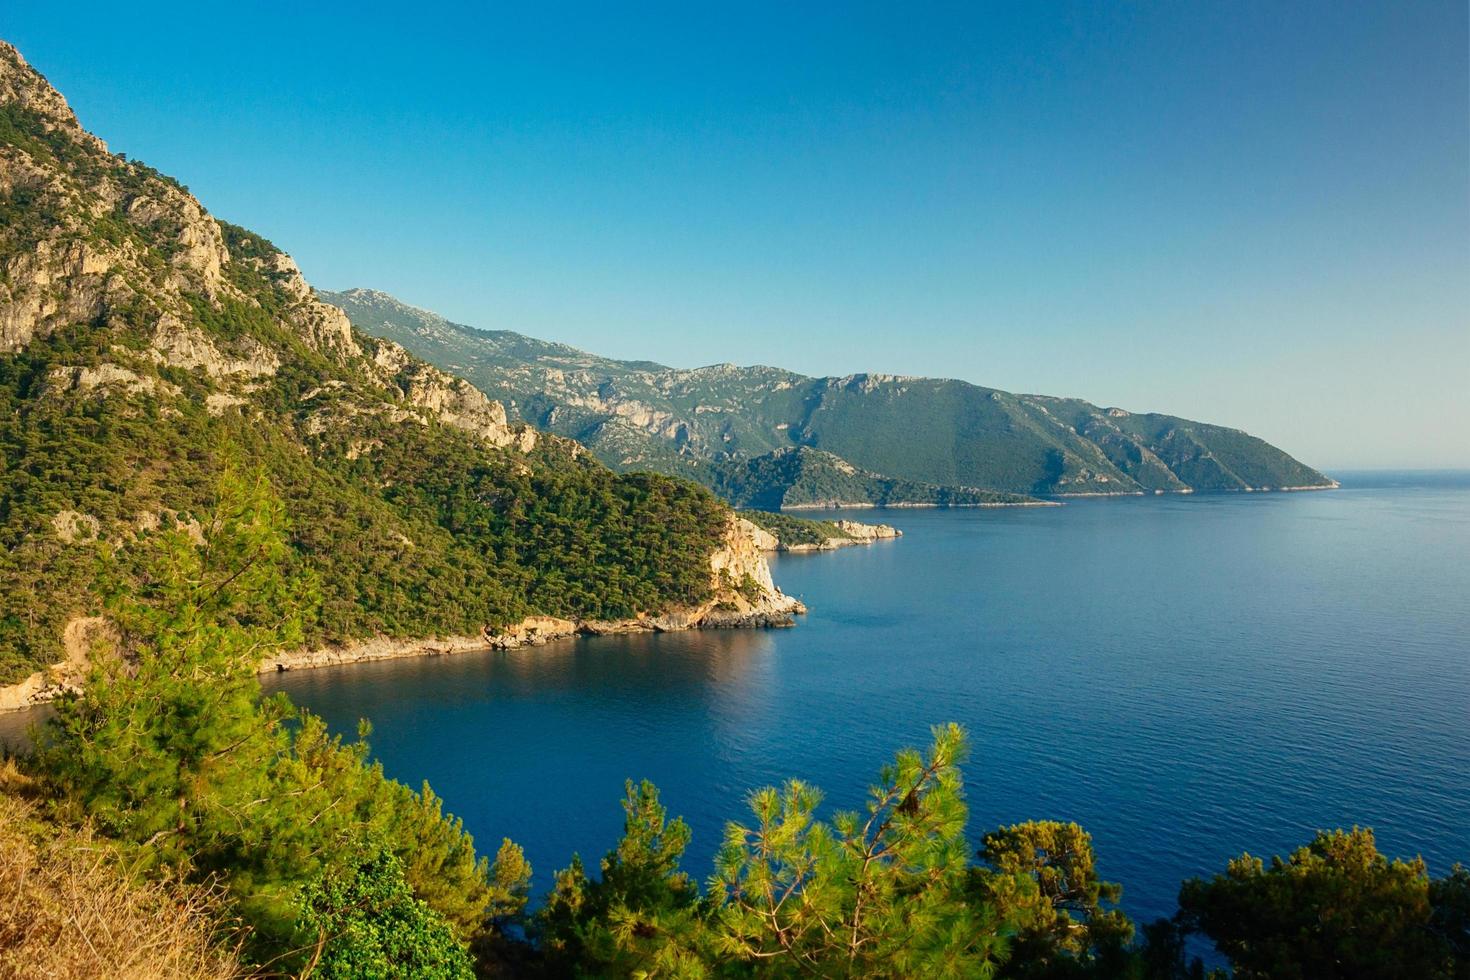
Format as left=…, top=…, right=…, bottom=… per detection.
left=327, top=287, right=1336, bottom=498
left=0, top=41, right=781, bottom=688
left=698, top=447, right=1038, bottom=510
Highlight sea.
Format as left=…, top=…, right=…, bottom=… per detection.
left=6, top=471, right=1467, bottom=927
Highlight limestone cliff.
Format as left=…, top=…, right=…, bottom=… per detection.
left=0, top=40, right=537, bottom=458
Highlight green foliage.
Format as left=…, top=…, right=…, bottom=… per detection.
left=0, top=325, right=727, bottom=684
left=1431, top=865, right=1470, bottom=970
left=216, top=219, right=280, bottom=262
left=295, top=847, right=474, bottom=980
left=712, top=723, right=1008, bottom=978
left=486, top=837, right=534, bottom=926
left=37, top=464, right=309, bottom=864
left=974, top=821, right=1133, bottom=977
left=739, top=509, right=856, bottom=547
left=1177, top=827, right=1460, bottom=979
left=30, top=470, right=498, bottom=971
left=537, top=780, right=706, bottom=976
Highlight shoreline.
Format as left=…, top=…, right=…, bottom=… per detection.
left=262, top=598, right=808, bottom=677
left=781, top=500, right=1058, bottom=510
left=0, top=513, right=802, bottom=713
left=0, top=601, right=808, bottom=714
left=1049, top=482, right=1340, bottom=499
left=779, top=483, right=1339, bottom=507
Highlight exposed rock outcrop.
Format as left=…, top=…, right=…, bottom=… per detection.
left=0, top=617, right=114, bottom=712
left=753, top=517, right=904, bottom=553
left=833, top=519, right=901, bottom=541
left=0, top=41, right=541, bottom=459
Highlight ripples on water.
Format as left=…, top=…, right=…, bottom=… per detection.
left=9, top=472, right=1468, bottom=926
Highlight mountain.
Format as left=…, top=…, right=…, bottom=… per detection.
left=323, top=288, right=1337, bottom=499
left=0, top=42, right=795, bottom=691
left=697, top=447, right=1037, bottom=511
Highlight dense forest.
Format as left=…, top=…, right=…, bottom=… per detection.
left=0, top=333, right=728, bottom=683
left=2, top=475, right=1465, bottom=978
left=738, top=509, right=864, bottom=548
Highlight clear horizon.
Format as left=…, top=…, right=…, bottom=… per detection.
left=6, top=2, right=1467, bottom=469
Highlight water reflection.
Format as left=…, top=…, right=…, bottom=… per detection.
left=265, top=627, right=779, bottom=717
left=0, top=704, right=49, bottom=754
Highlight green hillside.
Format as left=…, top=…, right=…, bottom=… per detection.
left=0, top=43, right=734, bottom=685
left=324, top=288, right=1336, bottom=498
left=700, top=447, right=1037, bottom=510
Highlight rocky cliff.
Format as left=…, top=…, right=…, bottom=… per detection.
left=0, top=40, right=799, bottom=705
left=0, top=40, right=537, bottom=456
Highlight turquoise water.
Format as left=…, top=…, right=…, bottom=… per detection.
left=10, top=473, right=1467, bottom=926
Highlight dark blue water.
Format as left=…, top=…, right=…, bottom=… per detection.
left=14, top=472, right=1465, bottom=927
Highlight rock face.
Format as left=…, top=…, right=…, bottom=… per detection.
left=0, top=41, right=537, bottom=456
left=0, top=617, right=115, bottom=712
left=833, top=519, right=901, bottom=541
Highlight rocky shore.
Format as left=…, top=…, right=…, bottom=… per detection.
left=258, top=582, right=808, bottom=675
left=745, top=517, right=906, bottom=553
left=1051, top=481, right=1339, bottom=498
left=0, top=516, right=805, bottom=709
left=782, top=500, right=1058, bottom=509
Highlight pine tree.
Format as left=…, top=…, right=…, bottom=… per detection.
left=712, top=723, right=1010, bottom=978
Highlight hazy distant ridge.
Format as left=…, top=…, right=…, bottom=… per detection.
left=323, top=288, right=1336, bottom=498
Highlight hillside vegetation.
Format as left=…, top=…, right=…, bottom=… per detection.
left=6, top=474, right=1465, bottom=977
left=325, top=287, right=1337, bottom=499
left=0, top=41, right=736, bottom=686
left=702, top=446, right=1037, bottom=510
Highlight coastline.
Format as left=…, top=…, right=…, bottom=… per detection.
left=260, top=596, right=807, bottom=676
left=0, top=513, right=805, bottom=713
left=1049, top=482, right=1339, bottom=499
left=781, top=500, right=1058, bottom=510
left=0, top=600, right=808, bottom=714
left=778, top=482, right=1338, bottom=506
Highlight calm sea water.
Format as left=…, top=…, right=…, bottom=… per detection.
left=7, top=472, right=1468, bottom=925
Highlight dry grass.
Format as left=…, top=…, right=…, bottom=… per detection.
left=0, top=771, right=243, bottom=979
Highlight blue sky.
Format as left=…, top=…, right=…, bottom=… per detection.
left=6, top=2, right=1467, bottom=467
